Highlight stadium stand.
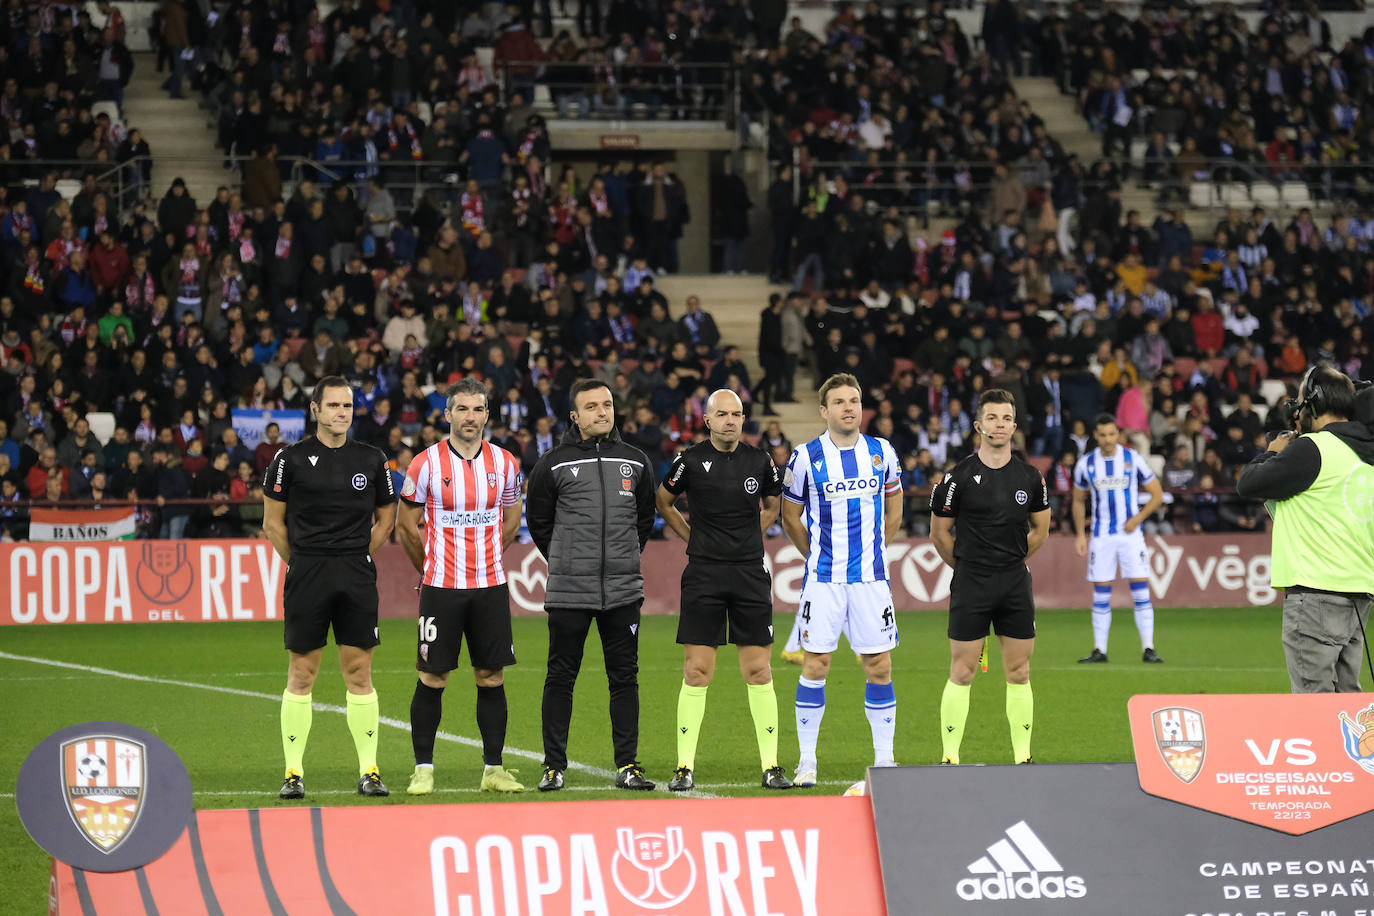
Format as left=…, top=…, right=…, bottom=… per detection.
left=0, top=0, right=1370, bottom=545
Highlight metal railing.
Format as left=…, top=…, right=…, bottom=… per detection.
left=793, top=155, right=1372, bottom=226
left=23, top=155, right=471, bottom=224
left=498, top=60, right=739, bottom=124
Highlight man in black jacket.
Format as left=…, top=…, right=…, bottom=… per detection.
left=526, top=378, right=658, bottom=791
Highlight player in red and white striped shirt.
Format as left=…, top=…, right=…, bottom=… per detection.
left=396, top=379, right=525, bottom=795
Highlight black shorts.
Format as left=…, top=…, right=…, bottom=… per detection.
left=283, top=554, right=380, bottom=652
left=416, top=583, right=517, bottom=672
left=948, top=563, right=1036, bottom=641
left=677, top=561, right=774, bottom=647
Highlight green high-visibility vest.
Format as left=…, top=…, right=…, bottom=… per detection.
left=1268, top=430, right=1374, bottom=594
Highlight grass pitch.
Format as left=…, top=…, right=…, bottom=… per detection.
left=1, top=605, right=1292, bottom=908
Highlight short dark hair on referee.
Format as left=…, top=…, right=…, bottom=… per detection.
left=311, top=376, right=352, bottom=415
left=819, top=372, right=861, bottom=407
left=569, top=378, right=611, bottom=410
left=1093, top=413, right=1118, bottom=430
left=977, top=388, right=1016, bottom=418
left=446, top=377, right=489, bottom=411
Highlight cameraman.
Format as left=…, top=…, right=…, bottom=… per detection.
left=1236, top=364, right=1374, bottom=693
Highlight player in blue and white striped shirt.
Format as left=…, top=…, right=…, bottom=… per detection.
left=780, top=374, right=903, bottom=786
left=1071, top=415, right=1166, bottom=664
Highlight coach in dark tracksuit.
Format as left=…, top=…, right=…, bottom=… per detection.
left=526, top=379, right=657, bottom=791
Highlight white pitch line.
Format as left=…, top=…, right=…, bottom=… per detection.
left=0, top=650, right=707, bottom=794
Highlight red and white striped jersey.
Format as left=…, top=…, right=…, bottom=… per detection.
left=402, top=440, right=522, bottom=589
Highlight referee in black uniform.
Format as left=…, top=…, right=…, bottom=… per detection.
left=657, top=389, right=794, bottom=791
left=929, top=389, right=1051, bottom=766
left=263, top=375, right=397, bottom=799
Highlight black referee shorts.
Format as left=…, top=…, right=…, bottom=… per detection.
left=948, top=562, right=1036, bottom=642
left=417, top=583, right=517, bottom=672
left=677, top=561, right=775, bottom=647
left=283, top=554, right=380, bottom=653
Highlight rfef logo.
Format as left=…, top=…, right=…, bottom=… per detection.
left=16, top=721, right=192, bottom=872
left=610, top=826, right=696, bottom=909
left=61, top=736, right=145, bottom=854
left=1151, top=706, right=1206, bottom=783
left=955, top=820, right=1086, bottom=902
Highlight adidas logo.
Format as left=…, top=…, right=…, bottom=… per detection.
left=956, top=821, right=1086, bottom=902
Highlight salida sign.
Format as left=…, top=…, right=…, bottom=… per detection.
left=1129, top=694, right=1374, bottom=834
left=1, top=541, right=284, bottom=625
left=51, top=797, right=885, bottom=915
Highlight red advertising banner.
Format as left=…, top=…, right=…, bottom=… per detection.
left=1, top=533, right=1279, bottom=626
left=50, top=796, right=885, bottom=915
left=1128, top=694, right=1374, bottom=834
left=498, top=533, right=1280, bottom=616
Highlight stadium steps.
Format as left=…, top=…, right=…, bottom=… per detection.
left=653, top=274, right=821, bottom=440
left=122, top=52, right=227, bottom=208
left=1013, top=75, right=1212, bottom=235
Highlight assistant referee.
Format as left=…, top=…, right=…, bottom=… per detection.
left=929, top=389, right=1051, bottom=766
left=657, top=389, right=794, bottom=792
left=263, top=375, right=397, bottom=800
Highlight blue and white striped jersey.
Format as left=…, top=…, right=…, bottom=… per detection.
left=1073, top=446, right=1156, bottom=537
left=782, top=433, right=901, bottom=584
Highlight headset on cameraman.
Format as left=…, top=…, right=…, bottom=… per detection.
left=1277, top=364, right=1374, bottom=690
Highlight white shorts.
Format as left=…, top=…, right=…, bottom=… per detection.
left=796, top=580, right=899, bottom=655
left=1087, top=531, right=1150, bottom=582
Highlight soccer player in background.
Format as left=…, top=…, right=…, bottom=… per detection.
left=262, top=377, right=397, bottom=799
left=656, top=389, right=794, bottom=791
left=1072, top=414, right=1166, bottom=664
left=930, top=389, right=1051, bottom=765
left=780, top=373, right=903, bottom=786
left=395, top=379, right=525, bottom=796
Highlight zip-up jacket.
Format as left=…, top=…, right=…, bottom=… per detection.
left=526, top=427, right=656, bottom=611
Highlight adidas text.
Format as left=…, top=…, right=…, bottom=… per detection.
left=956, top=873, right=1087, bottom=902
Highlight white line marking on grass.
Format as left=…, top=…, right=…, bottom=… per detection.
left=0, top=650, right=703, bottom=793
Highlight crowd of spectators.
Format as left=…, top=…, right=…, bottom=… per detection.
left=1052, top=1, right=1374, bottom=208
left=751, top=1, right=1374, bottom=536
left=2, top=0, right=1373, bottom=546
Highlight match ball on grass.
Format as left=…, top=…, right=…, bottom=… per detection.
left=77, top=754, right=107, bottom=781
left=843, top=780, right=867, bottom=797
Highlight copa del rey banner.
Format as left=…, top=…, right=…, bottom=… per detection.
left=52, top=797, right=886, bottom=915
left=29, top=507, right=136, bottom=542
left=1, top=533, right=1279, bottom=626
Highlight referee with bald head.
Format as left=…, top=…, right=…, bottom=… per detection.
left=656, top=389, right=794, bottom=791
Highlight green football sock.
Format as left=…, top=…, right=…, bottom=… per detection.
left=346, top=689, right=380, bottom=776
left=746, top=681, right=780, bottom=770
left=1006, top=682, right=1034, bottom=763
left=676, top=682, right=709, bottom=769
left=940, top=680, right=970, bottom=764
left=281, top=690, right=312, bottom=777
